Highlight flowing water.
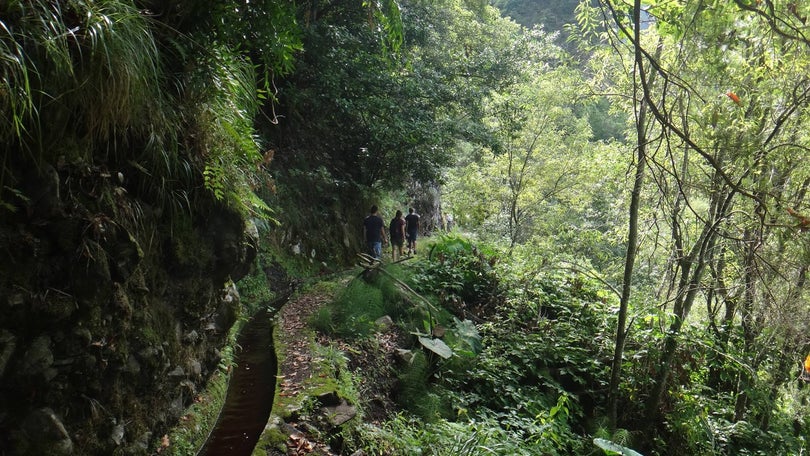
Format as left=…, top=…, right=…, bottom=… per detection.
left=197, top=304, right=279, bottom=456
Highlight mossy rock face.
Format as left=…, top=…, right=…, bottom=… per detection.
left=166, top=229, right=215, bottom=278
left=252, top=416, right=291, bottom=455
left=0, top=163, right=259, bottom=455
left=13, top=408, right=74, bottom=456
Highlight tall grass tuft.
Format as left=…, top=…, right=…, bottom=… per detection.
left=0, top=0, right=178, bottom=211
left=75, top=1, right=163, bottom=143
left=0, top=0, right=165, bottom=150
left=0, top=20, right=33, bottom=145
left=329, top=278, right=386, bottom=338
left=0, top=0, right=276, bottom=218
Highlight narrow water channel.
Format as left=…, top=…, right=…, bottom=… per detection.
left=197, top=304, right=279, bottom=456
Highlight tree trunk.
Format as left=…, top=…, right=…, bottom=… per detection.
left=734, top=225, right=761, bottom=421
left=607, top=59, right=649, bottom=431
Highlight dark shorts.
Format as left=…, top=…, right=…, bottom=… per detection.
left=407, top=230, right=418, bottom=241
left=391, top=237, right=404, bottom=247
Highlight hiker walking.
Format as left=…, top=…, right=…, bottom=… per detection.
left=363, top=205, right=386, bottom=259
left=405, top=207, right=420, bottom=255
left=389, top=210, right=406, bottom=261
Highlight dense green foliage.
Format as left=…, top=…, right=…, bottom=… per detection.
left=269, top=3, right=540, bottom=177
left=291, top=1, right=810, bottom=454
left=493, top=0, right=582, bottom=46
left=311, top=236, right=612, bottom=454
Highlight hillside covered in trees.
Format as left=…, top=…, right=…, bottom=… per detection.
left=2, top=0, right=810, bottom=455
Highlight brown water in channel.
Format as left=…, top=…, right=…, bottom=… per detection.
left=197, top=306, right=278, bottom=456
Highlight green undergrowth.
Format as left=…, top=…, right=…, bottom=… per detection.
left=167, top=232, right=621, bottom=455
left=160, top=370, right=230, bottom=456
left=237, top=267, right=275, bottom=311
left=314, top=234, right=614, bottom=454
left=310, top=266, right=425, bottom=338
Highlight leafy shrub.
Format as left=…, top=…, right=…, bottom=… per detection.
left=328, top=276, right=386, bottom=338
left=412, top=234, right=503, bottom=317
left=396, top=351, right=452, bottom=421
left=353, top=415, right=528, bottom=455
left=428, top=268, right=614, bottom=454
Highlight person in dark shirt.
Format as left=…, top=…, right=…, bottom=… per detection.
left=404, top=207, right=420, bottom=255
left=389, top=210, right=406, bottom=261
left=363, top=205, right=386, bottom=259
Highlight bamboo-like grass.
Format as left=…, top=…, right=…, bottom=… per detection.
left=1, top=0, right=169, bottom=203
left=0, top=0, right=270, bottom=218
left=0, top=1, right=164, bottom=148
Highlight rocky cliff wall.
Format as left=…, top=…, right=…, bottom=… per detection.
left=0, top=162, right=256, bottom=455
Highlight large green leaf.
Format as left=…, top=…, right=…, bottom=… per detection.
left=418, top=336, right=453, bottom=359
left=593, top=438, right=644, bottom=456
left=453, top=317, right=483, bottom=354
